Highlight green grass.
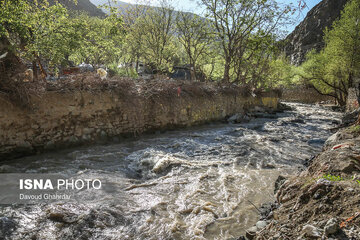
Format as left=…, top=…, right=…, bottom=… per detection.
left=348, top=125, right=360, bottom=134
left=322, top=174, right=344, bottom=182
left=107, top=62, right=138, bottom=78
left=322, top=174, right=360, bottom=187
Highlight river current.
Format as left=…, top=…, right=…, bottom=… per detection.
left=0, top=103, right=342, bottom=240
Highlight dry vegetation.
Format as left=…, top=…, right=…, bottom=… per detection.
left=0, top=71, right=252, bottom=109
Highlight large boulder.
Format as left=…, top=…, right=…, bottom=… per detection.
left=227, top=113, right=250, bottom=123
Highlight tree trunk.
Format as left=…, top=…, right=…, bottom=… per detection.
left=0, top=36, right=24, bottom=74
left=191, top=64, right=197, bottom=82
left=336, top=90, right=347, bottom=106
left=135, top=56, right=139, bottom=73
left=32, top=60, right=38, bottom=80
left=223, top=60, right=231, bottom=83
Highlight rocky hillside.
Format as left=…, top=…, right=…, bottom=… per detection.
left=90, top=0, right=131, bottom=14
left=47, top=0, right=105, bottom=17
left=284, top=0, right=348, bottom=65
left=90, top=0, right=130, bottom=8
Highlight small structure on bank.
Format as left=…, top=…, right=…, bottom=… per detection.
left=170, top=65, right=193, bottom=81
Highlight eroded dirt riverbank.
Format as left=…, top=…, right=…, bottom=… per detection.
left=257, top=119, right=360, bottom=240
left=0, top=103, right=342, bottom=240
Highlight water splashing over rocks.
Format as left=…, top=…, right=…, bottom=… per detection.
left=0, top=103, right=342, bottom=239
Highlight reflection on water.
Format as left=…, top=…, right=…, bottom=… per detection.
left=0, top=103, right=342, bottom=239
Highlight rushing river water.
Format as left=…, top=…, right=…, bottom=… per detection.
left=0, top=103, right=342, bottom=240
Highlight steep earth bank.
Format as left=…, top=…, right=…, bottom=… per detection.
left=248, top=114, right=360, bottom=239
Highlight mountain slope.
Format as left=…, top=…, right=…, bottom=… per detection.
left=90, top=0, right=131, bottom=13
left=48, top=0, right=105, bottom=17
left=284, top=0, right=349, bottom=65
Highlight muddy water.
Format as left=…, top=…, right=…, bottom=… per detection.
left=0, top=103, right=342, bottom=240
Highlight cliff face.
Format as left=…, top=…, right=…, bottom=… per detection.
left=285, top=0, right=348, bottom=65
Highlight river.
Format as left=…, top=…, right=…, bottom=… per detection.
left=0, top=102, right=342, bottom=240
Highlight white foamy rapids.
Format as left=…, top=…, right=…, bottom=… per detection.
left=0, top=103, right=342, bottom=239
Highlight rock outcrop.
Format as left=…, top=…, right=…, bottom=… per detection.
left=284, top=0, right=348, bottom=65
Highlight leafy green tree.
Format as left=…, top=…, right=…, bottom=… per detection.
left=265, top=55, right=298, bottom=88
left=27, top=4, right=83, bottom=73
left=121, top=1, right=192, bottom=75
left=1, top=0, right=124, bottom=78
left=199, top=0, right=291, bottom=83
left=1, top=0, right=81, bottom=77
left=120, top=3, right=150, bottom=72
left=136, top=1, right=175, bottom=73
left=233, top=34, right=277, bottom=87
left=69, top=12, right=124, bottom=66
left=324, top=0, right=360, bottom=89
left=1, top=0, right=48, bottom=77
left=201, top=45, right=225, bottom=81
left=176, top=12, right=214, bottom=81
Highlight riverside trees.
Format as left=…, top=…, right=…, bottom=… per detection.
left=199, top=0, right=290, bottom=84
left=301, top=0, right=360, bottom=105
left=176, top=12, right=214, bottom=81
left=120, top=0, right=293, bottom=86
left=1, top=0, right=297, bottom=89
left=0, top=0, right=124, bottom=78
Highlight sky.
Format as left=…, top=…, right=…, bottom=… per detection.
left=97, top=0, right=322, bottom=33
left=118, top=0, right=322, bottom=14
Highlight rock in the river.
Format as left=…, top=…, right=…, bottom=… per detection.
left=47, top=205, right=80, bottom=223
left=253, top=106, right=265, bottom=112
left=325, top=132, right=342, bottom=148
left=289, top=117, right=305, bottom=124
left=302, top=224, right=321, bottom=238
left=228, top=113, right=242, bottom=123
left=277, top=102, right=293, bottom=111
left=342, top=107, right=360, bottom=125
left=152, top=156, right=184, bottom=174
left=307, top=139, right=325, bottom=145
left=274, top=175, right=287, bottom=194
left=259, top=202, right=278, bottom=220
left=0, top=217, right=16, bottom=239
left=227, top=113, right=250, bottom=123
left=245, top=226, right=258, bottom=240
left=324, top=218, right=339, bottom=236
left=256, top=220, right=268, bottom=230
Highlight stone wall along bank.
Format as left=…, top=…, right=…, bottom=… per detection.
left=0, top=90, right=279, bottom=160
left=281, top=86, right=334, bottom=104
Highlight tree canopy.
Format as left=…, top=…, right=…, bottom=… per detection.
left=0, top=0, right=303, bottom=90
